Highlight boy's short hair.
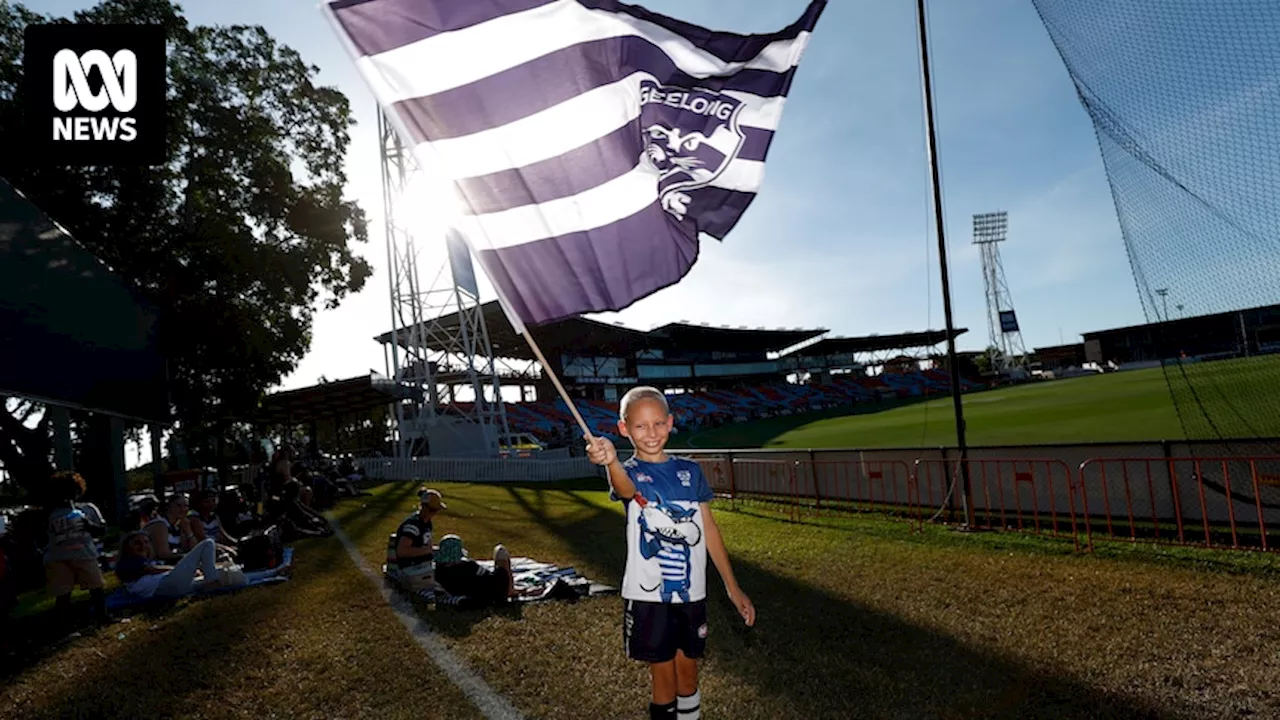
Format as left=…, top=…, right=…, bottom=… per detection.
left=619, top=386, right=670, bottom=421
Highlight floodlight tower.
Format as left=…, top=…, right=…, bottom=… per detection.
left=377, top=110, right=512, bottom=458
left=972, top=211, right=1029, bottom=374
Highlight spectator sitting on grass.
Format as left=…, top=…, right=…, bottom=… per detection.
left=188, top=488, right=238, bottom=560
left=132, top=495, right=159, bottom=531
left=147, top=495, right=196, bottom=562
left=433, top=534, right=515, bottom=608
left=395, top=488, right=446, bottom=592
left=271, top=481, right=331, bottom=540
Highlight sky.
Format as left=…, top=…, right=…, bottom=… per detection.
left=31, top=0, right=1149, bottom=394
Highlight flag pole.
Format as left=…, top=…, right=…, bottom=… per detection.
left=519, top=329, right=595, bottom=441
left=915, top=0, right=974, bottom=527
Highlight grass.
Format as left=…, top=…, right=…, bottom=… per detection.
left=685, top=357, right=1280, bottom=449
left=331, top=481, right=1280, bottom=719
left=7, top=479, right=1280, bottom=718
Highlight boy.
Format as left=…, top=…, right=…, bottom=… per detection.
left=586, top=386, right=755, bottom=720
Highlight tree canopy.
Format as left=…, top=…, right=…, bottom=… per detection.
left=0, top=0, right=371, bottom=484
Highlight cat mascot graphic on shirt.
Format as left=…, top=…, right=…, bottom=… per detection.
left=635, top=490, right=702, bottom=603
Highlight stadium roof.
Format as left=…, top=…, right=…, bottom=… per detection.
left=374, top=301, right=652, bottom=360
left=787, top=328, right=968, bottom=356
left=0, top=177, right=170, bottom=424
left=249, top=374, right=418, bottom=425
left=650, top=322, right=825, bottom=354
left=1082, top=303, right=1280, bottom=339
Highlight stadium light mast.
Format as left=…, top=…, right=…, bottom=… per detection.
left=377, top=110, right=512, bottom=459
left=916, top=0, right=974, bottom=528
left=973, top=211, right=1030, bottom=376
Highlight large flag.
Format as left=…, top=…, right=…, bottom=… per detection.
left=325, top=0, right=825, bottom=331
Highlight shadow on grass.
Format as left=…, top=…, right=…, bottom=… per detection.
left=4, top=535, right=341, bottom=719
left=503, top=485, right=1186, bottom=720
left=0, top=483, right=422, bottom=695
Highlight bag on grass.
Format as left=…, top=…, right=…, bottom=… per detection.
left=237, top=525, right=283, bottom=571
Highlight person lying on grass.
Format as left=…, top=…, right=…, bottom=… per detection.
left=114, top=532, right=241, bottom=600
left=431, top=534, right=516, bottom=608
left=586, top=386, right=755, bottom=720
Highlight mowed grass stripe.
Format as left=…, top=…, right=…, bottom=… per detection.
left=0, top=480, right=483, bottom=720
left=333, top=481, right=1280, bottom=719
left=685, top=357, right=1280, bottom=449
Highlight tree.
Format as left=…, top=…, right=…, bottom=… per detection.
left=973, top=345, right=1005, bottom=376
left=0, top=0, right=371, bottom=490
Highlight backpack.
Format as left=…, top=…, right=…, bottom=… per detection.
left=237, top=525, right=283, bottom=571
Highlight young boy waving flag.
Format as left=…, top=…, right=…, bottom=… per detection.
left=587, top=386, right=755, bottom=720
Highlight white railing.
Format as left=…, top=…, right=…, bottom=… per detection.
left=355, top=456, right=602, bottom=483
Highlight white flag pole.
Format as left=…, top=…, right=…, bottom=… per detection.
left=518, top=329, right=596, bottom=441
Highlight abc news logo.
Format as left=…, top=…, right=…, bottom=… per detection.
left=23, top=24, right=166, bottom=165
left=54, top=49, right=140, bottom=142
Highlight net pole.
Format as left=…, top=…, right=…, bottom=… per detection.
left=915, top=0, right=974, bottom=527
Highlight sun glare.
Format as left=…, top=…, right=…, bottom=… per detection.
left=391, top=167, right=467, bottom=242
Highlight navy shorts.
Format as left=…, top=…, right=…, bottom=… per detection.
left=623, top=599, right=708, bottom=663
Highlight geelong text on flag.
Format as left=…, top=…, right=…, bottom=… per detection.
left=325, top=0, right=826, bottom=329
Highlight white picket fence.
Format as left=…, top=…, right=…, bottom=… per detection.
left=355, top=456, right=602, bottom=483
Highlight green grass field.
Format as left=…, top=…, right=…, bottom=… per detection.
left=683, top=357, right=1280, bottom=449
left=9, top=481, right=1279, bottom=719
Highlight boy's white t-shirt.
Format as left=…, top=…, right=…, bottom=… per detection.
left=612, top=456, right=715, bottom=603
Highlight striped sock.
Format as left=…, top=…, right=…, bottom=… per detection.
left=677, top=690, right=701, bottom=719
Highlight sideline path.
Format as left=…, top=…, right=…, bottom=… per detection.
left=328, top=516, right=524, bottom=720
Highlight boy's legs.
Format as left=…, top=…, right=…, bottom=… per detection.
left=674, top=651, right=701, bottom=719
left=625, top=600, right=679, bottom=717
left=672, top=601, right=707, bottom=720
left=648, top=653, right=699, bottom=717
left=649, top=659, right=678, bottom=704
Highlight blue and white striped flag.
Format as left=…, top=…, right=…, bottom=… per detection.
left=325, top=0, right=825, bottom=330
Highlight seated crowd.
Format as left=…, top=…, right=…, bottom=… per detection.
left=31, top=445, right=367, bottom=634
left=12, top=449, right=519, bottom=644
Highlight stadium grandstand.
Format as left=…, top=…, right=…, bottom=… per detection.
left=1081, top=302, right=1280, bottom=367
left=376, top=302, right=975, bottom=446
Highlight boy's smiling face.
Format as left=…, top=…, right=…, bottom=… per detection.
left=619, top=397, right=674, bottom=461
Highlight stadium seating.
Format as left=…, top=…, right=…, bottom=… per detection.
left=475, top=370, right=979, bottom=443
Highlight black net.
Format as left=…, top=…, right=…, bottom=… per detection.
left=1033, top=0, right=1280, bottom=442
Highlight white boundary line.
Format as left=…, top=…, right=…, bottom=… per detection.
left=328, top=517, right=525, bottom=720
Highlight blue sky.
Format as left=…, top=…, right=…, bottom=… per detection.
left=32, top=0, right=1148, bottom=390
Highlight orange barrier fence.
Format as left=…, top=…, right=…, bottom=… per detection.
left=694, top=454, right=1280, bottom=554
left=1076, top=456, right=1280, bottom=551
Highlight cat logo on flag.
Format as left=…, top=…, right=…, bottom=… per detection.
left=638, top=80, right=745, bottom=221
